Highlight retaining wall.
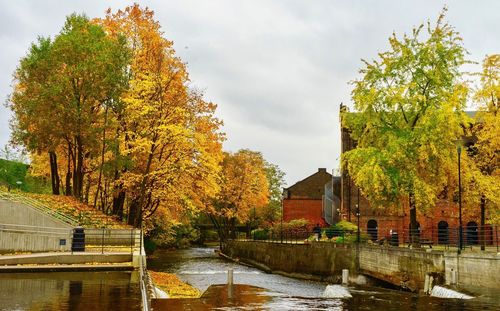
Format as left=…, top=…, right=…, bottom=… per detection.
left=0, top=199, right=72, bottom=229
left=223, top=241, right=500, bottom=292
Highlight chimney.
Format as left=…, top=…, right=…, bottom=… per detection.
left=319, top=168, right=327, bottom=173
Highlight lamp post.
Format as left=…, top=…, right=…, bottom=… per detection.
left=457, top=144, right=463, bottom=254
left=280, top=194, right=284, bottom=244
left=356, top=187, right=360, bottom=243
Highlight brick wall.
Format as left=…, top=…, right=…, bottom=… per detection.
left=283, top=198, right=327, bottom=226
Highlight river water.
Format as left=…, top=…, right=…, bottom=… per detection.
left=0, top=271, right=141, bottom=311
left=148, top=247, right=500, bottom=311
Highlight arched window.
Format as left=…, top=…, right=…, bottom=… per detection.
left=466, top=221, right=478, bottom=245
left=367, top=219, right=378, bottom=241
left=437, top=221, right=449, bottom=245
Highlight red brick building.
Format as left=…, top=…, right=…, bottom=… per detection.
left=339, top=105, right=497, bottom=245
left=282, top=168, right=332, bottom=226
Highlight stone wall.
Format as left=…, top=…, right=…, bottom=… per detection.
left=358, top=245, right=444, bottom=290
left=223, top=241, right=500, bottom=292
left=444, top=251, right=500, bottom=289
left=223, top=241, right=355, bottom=281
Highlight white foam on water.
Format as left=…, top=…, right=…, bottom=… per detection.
left=430, top=286, right=473, bottom=300
left=178, top=270, right=261, bottom=275
left=154, top=286, right=169, bottom=298
left=322, top=285, right=353, bottom=299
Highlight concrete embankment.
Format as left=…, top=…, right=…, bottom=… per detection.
left=222, top=240, right=500, bottom=293
left=0, top=252, right=133, bottom=272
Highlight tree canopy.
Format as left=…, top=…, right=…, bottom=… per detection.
left=342, top=11, right=470, bottom=236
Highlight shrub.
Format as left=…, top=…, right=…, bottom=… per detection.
left=332, top=220, right=358, bottom=233
left=251, top=228, right=269, bottom=240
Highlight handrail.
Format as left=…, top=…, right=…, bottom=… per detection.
left=0, top=191, right=78, bottom=226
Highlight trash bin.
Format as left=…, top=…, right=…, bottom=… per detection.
left=390, top=232, right=399, bottom=246
left=71, top=227, right=85, bottom=252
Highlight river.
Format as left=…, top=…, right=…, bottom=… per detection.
left=0, top=271, right=141, bottom=310
left=148, top=247, right=500, bottom=311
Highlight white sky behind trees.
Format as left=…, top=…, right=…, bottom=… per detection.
left=1, top=0, right=499, bottom=185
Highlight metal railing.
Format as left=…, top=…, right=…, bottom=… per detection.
left=238, top=225, right=499, bottom=252
left=0, top=191, right=78, bottom=226
left=74, top=228, right=141, bottom=254
left=0, top=223, right=141, bottom=255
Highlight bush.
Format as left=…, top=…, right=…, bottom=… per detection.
left=270, top=218, right=310, bottom=235
left=251, top=228, right=269, bottom=240
left=332, top=220, right=358, bottom=233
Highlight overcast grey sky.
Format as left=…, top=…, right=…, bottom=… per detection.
left=1, top=1, right=499, bottom=185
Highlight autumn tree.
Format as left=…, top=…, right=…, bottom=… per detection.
left=342, top=11, right=469, bottom=244
left=9, top=14, right=130, bottom=198
left=99, top=5, right=224, bottom=227
left=208, top=149, right=269, bottom=244
left=467, top=55, right=500, bottom=227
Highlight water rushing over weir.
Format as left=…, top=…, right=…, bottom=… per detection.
left=148, top=247, right=500, bottom=310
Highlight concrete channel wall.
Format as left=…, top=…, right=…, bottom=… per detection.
left=223, top=241, right=500, bottom=292
left=0, top=199, right=73, bottom=252
left=222, top=241, right=356, bottom=281
left=0, top=199, right=72, bottom=229
left=358, top=245, right=445, bottom=290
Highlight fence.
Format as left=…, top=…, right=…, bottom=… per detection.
left=0, top=223, right=141, bottom=254
left=242, top=225, right=499, bottom=252
left=79, top=228, right=141, bottom=254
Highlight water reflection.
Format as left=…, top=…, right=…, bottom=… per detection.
left=0, top=271, right=140, bottom=311
left=149, top=247, right=500, bottom=311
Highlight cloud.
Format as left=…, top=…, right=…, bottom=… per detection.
left=1, top=0, right=500, bottom=185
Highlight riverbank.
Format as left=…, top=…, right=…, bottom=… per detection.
left=222, top=240, right=500, bottom=296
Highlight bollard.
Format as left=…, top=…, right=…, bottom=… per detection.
left=450, top=269, right=456, bottom=285
left=429, top=276, right=434, bottom=294
left=342, top=269, right=349, bottom=285
left=227, top=269, right=234, bottom=286
left=424, top=274, right=430, bottom=294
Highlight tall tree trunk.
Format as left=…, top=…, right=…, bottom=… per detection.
left=73, top=136, right=84, bottom=199
left=129, top=142, right=156, bottom=228
left=83, top=175, right=91, bottom=204
left=127, top=198, right=139, bottom=227
left=49, top=151, right=60, bottom=195
left=65, top=142, right=72, bottom=196
left=112, top=178, right=126, bottom=220
left=93, top=106, right=108, bottom=209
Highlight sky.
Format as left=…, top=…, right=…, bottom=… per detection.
left=1, top=1, right=499, bottom=186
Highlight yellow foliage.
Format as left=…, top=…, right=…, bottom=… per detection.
left=149, top=271, right=200, bottom=298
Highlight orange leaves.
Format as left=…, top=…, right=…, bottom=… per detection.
left=213, top=150, right=269, bottom=222
left=149, top=271, right=200, bottom=298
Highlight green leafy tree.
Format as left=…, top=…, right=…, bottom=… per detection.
left=259, top=161, right=286, bottom=226
left=342, top=10, right=469, bottom=243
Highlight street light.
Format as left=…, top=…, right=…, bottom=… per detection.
left=280, top=193, right=284, bottom=243
left=356, top=187, right=360, bottom=243
left=457, top=143, right=463, bottom=254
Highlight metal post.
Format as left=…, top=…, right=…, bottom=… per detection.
left=457, top=145, right=463, bottom=254
left=130, top=228, right=134, bottom=255
left=139, top=229, right=143, bottom=256
left=101, top=228, right=105, bottom=254
left=496, top=225, right=499, bottom=253
left=356, top=187, right=360, bottom=244
left=280, top=197, right=283, bottom=244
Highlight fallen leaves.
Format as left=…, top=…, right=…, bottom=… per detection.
left=149, top=271, right=200, bottom=298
